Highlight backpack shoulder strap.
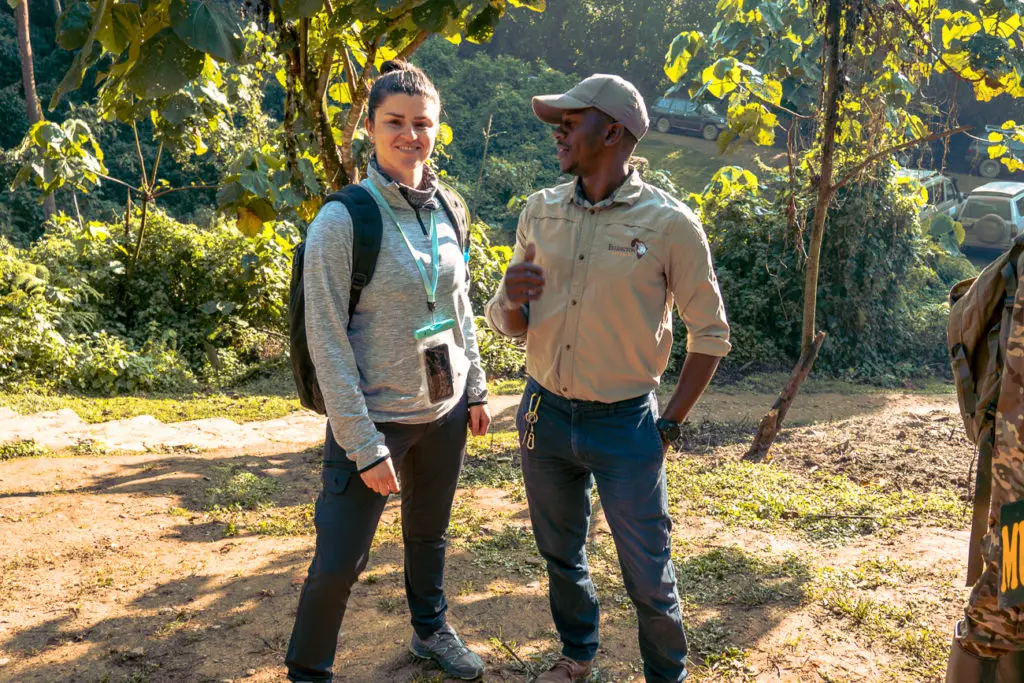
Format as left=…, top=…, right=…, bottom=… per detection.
left=436, top=182, right=470, bottom=255
left=325, top=185, right=383, bottom=319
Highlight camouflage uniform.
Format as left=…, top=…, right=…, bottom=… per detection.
left=961, top=269, right=1024, bottom=658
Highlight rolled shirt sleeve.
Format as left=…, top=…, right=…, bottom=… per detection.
left=666, top=209, right=732, bottom=358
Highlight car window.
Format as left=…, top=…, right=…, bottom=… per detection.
left=1016, top=197, right=1024, bottom=218
left=962, top=197, right=1013, bottom=221
left=656, top=98, right=672, bottom=109
left=675, top=100, right=694, bottom=114
left=943, top=181, right=955, bottom=203
left=925, top=182, right=941, bottom=205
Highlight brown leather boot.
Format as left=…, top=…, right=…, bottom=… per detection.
left=534, top=655, right=593, bottom=682
left=945, top=628, right=1024, bottom=682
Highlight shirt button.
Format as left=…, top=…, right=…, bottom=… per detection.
left=571, top=300, right=577, bottom=306
left=565, top=345, right=572, bottom=351
left=562, top=386, right=568, bottom=392
left=578, top=254, right=585, bottom=260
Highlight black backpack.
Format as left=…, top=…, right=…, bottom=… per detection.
left=289, top=183, right=469, bottom=415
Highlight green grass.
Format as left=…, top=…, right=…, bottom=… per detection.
left=0, top=439, right=49, bottom=461
left=810, top=562, right=948, bottom=678
left=666, top=457, right=967, bottom=542
left=203, top=465, right=279, bottom=511
left=489, top=378, right=526, bottom=395
left=0, top=368, right=301, bottom=424
left=673, top=546, right=811, bottom=607
left=636, top=135, right=732, bottom=193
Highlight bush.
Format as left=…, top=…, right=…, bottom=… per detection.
left=693, top=167, right=975, bottom=381
left=467, top=221, right=525, bottom=379
left=0, top=210, right=298, bottom=394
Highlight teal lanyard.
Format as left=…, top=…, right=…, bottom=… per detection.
left=365, top=181, right=440, bottom=317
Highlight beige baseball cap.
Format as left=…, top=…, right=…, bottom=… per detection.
left=532, top=74, right=649, bottom=141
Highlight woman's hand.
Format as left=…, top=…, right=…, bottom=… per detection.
left=469, top=404, right=491, bottom=437
left=360, top=457, right=400, bottom=496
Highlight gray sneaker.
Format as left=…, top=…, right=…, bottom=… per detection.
left=409, top=624, right=484, bottom=680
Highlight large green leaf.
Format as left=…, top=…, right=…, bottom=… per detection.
left=169, top=0, right=245, bottom=64
left=126, top=28, right=205, bottom=98
left=50, top=0, right=112, bottom=108
left=97, top=4, right=141, bottom=54
left=664, top=31, right=705, bottom=83
left=56, top=1, right=94, bottom=51
left=411, top=0, right=452, bottom=32
left=466, top=3, right=501, bottom=44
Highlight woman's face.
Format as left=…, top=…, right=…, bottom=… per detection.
left=366, top=93, right=440, bottom=180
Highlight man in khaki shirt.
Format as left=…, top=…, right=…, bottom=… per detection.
left=485, top=74, right=730, bottom=683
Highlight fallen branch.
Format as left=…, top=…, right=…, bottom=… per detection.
left=491, top=635, right=535, bottom=677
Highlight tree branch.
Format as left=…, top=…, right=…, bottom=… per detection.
left=736, top=81, right=813, bottom=121
left=131, top=120, right=148, bottom=191
left=396, top=30, right=429, bottom=61
left=95, top=172, right=139, bottom=193
left=148, top=141, right=163, bottom=194
left=343, top=46, right=357, bottom=97
left=339, top=35, right=381, bottom=186
left=316, top=50, right=335, bottom=102
left=833, top=124, right=971, bottom=191
left=151, top=184, right=218, bottom=199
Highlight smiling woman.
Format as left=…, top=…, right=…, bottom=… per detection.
left=365, top=62, right=441, bottom=189
left=285, top=59, right=491, bottom=682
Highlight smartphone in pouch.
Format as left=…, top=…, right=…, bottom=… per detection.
left=424, top=343, right=455, bottom=403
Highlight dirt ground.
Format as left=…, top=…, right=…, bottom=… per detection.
left=0, top=386, right=976, bottom=682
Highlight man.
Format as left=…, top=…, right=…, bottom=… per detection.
left=485, top=74, right=731, bottom=683
left=945, top=244, right=1024, bottom=682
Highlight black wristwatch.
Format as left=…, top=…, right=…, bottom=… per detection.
left=655, top=418, right=681, bottom=445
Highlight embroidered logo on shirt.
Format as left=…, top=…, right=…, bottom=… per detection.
left=631, top=239, right=648, bottom=259
left=609, top=240, right=648, bottom=259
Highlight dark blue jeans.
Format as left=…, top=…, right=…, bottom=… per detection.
left=518, top=378, right=688, bottom=683
left=285, top=397, right=468, bottom=682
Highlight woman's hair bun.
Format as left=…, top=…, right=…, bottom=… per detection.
left=379, top=59, right=413, bottom=75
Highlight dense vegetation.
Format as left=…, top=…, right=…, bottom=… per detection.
left=0, top=0, right=1011, bottom=397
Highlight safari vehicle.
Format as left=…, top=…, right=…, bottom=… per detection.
left=966, top=126, right=1024, bottom=179
left=896, top=168, right=963, bottom=222
left=959, top=181, right=1024, bottom=252
left=649, top=96, right=727, bottom=140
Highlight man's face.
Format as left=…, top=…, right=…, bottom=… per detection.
left=553, top=109, right=614, bottom=176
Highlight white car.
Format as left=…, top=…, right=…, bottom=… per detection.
left=896, top=169, right=963, bottom=222
left=960, top=182, right=1024, bottom=252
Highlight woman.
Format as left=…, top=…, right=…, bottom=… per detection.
left=286, top=60, right=491, bottom=682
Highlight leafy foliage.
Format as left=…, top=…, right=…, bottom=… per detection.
left=692, top=165, right=975, bottom=380
left=0, top=210, right=297, bottom=393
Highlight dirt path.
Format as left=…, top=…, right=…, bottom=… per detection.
left=0, top=387, right=972, bottom=682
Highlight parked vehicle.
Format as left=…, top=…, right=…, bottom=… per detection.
left=959, top=181, right=1024, bottom=252
left=649, top=97, right=727, bottom=140
left=896, top=168, right=963, bottom=222
left=966, top=126, right=1024, bottom=179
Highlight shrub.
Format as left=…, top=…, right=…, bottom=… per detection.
left=690, top=167, right=975, bottom=381
left=0, top=210, right=298, bottom=394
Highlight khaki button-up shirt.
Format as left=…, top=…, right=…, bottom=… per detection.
left=485, top=170, right=730, bottom=403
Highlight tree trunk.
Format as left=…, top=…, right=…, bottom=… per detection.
left=744, top=0, right=844, bottom=463
left=15, top=0, right=56, bottom=220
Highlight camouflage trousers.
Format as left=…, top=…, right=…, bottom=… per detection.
left=960, top=278, right=1024, bottom=658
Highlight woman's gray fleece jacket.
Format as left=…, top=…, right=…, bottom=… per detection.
left=302, top=164, right=488, bottom=472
